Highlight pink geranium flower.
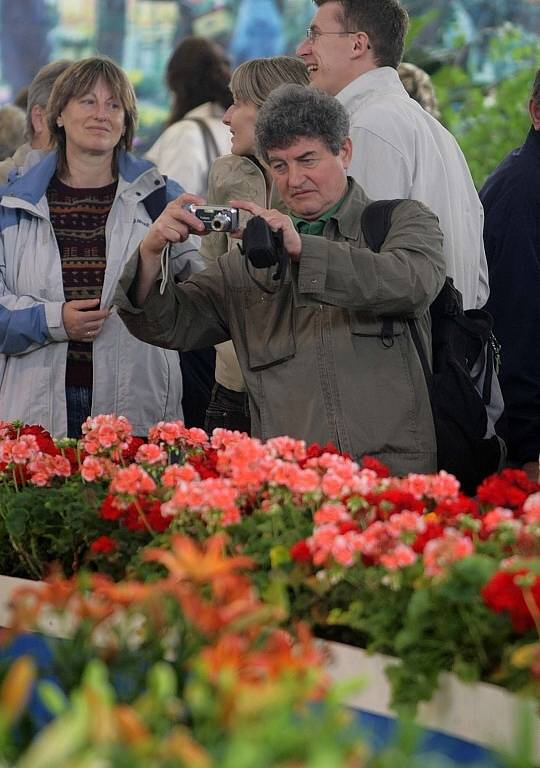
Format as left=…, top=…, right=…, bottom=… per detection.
left=379, top=543, right=417, bottom=571
left=81, top=414, right=133, bottom=460
left=269, top=461, right=320, bottom=494
left=481, top=507, right=518, bottom=536
left=81, top=456, right=111, bottom=483
left=110, top=465, right=156, bottom=500
left=523, top=492, right=540, bottom=525
left=161, top=463, right=200, bottom=487
left=135, top=443, right=168, bottom=466
left=265, top=436, right=307, bottom=462
left=423, top=528, right=474, bottom=577
left=313, top=503, right=352, bottom=526
left=161, top=477, right=240, bottom=527
left=0, top=435, right=40, bottom=466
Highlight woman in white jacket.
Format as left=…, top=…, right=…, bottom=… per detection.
left=146, top=37, right=232, bottom=196
left=0, top=56, right=202, bottom=438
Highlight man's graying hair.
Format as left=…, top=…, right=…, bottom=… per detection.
left=26, top=59, right=71, bottom=141
left=314, top=0, right=408, bottom=69
left=255, top=84, right=349, bottom=163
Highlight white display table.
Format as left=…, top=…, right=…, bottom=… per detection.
left=322, top=639, right=540, bottom=760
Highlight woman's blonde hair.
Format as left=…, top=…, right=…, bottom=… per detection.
left=47, top=56, right=138, bottom=179
left=230, top=56, right=309, bottom=109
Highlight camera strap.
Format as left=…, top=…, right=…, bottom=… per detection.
left=242, top=252, right=288, bottom=294
left=159, top=242, right=171, bottom=295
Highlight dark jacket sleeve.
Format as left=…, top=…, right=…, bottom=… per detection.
left=115, top=247, right=231, bottom=351
left=481, top=187, right=540, bottom=464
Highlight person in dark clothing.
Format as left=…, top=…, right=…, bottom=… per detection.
left=479, top=70, right=540, bottom=481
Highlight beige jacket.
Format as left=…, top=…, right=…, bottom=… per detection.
left=200, top=153, right=285, bottom=391
left=116, top=180, right=445, bottom=475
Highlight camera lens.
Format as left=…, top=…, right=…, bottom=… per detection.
left=211, top=212, right=231, bottom=231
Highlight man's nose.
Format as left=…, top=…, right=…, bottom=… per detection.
left=288, top=164, right=305, bottom=187
left=296, top=38, right=311, bottom=57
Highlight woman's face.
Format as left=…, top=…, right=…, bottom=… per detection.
left=57, top=76, right=125, bottom=159
left=222, top=98, right=258, bottom=156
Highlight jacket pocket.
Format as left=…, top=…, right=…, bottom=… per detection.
left=348, top=312, right=406, bottom=339
left=243, top=287, right=296, bottom=370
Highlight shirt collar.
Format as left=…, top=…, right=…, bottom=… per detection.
left=291, top=194, right=346, bottom=235
left=290, top=179, right=372, bottom=241
left=336, top=66, right=407, bottom=108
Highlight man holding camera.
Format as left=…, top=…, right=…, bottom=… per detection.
left=115, top=85, right=445, bottom=475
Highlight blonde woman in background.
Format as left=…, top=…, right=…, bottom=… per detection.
left=200, top=56, right=309, bottom=435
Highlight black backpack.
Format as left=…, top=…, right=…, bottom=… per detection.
left=361, top=199, right=506, bottom=495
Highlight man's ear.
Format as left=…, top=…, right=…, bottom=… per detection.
left=529, top=98, right=540, bottom=130
left=350, top=31, right=371, bottom=60
left=31, top=104, right=46, bottom=137
left=340, top=137, right=353, bottom=169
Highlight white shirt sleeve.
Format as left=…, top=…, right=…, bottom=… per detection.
left=347, top=126, right=413, bottom=200
left=146, top=122, right=206, bottom=195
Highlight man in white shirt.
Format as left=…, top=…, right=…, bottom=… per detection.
left=297, top=0, right=489, bottom=310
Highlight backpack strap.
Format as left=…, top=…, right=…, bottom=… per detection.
left=184, top=117, right=221, bottom=171
left=361, top=198, right=411, bottom=349
left=143, top=175, right=168, bottom=222
left=360, top=199, right=403, bottom=252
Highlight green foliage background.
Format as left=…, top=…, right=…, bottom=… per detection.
left=407, top=20, right=540, bottom=189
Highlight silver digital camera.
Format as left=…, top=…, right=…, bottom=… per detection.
left=188, top=204, right=239, bottom=232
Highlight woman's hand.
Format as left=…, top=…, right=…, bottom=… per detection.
left=229, top=199, right=302, bottom=260
left=62, top=298, right=109, bottom=342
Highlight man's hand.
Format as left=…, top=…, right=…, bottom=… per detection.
left=62, top=298, right=109, bottom=342
left=134, top=192, right=210, bottom=307
left=140, top=192, right=208, bottom=263
left=229, top=199, right=302, bottom=260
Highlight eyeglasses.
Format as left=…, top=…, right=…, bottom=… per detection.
left=305, top=27, right=358, bottom=43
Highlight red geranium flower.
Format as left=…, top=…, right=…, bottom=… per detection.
left=481, top=569, right=540, bottom=633
left=100, top=495, right=123, bottom=521
left=122, top=436, right=145, bottom=461
left=290, top=539, right=312, bottom=563
left=413, top=521, right=445, bottom=554
left=361, top=456, right=390, bottom=478
left=433, top=494, right=479, bottom=524
left=90, top=535, right=117, bottom=555
left=367, top=489, right=425, bottom=520
left=477, top=470, right=539, bottom=510
left=20, top=425, right=59, bottom=456
left=188, top=448, right=219, bottom=479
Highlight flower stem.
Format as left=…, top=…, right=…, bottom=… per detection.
left=522, top=587, right=540, bottom=638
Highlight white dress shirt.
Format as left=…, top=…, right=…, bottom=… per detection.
left=337, top=67, right=489, bottom=309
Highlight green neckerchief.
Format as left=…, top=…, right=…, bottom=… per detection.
left=291, top=193, right=347, bottom=235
